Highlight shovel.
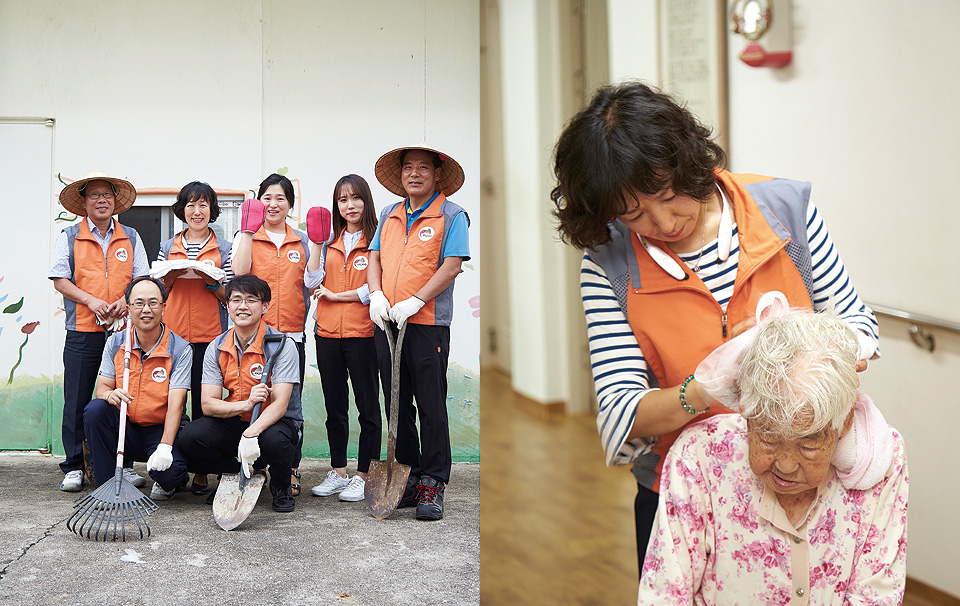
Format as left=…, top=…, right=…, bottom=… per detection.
left=212, top=333, right=286, bottom=531
left=365, top=320, right=411, bottom=519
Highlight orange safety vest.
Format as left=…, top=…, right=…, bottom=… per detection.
left=378, top=193, right=465, bottom=326
left=248, top=225, right=310, bottom=333
left=64, top=219, right=136, bottom=332
left=159, top=230, right=230, bottom=342
left=621, top=171, right=813, bottom=492
left=110, top=326, right=188, bottom=426
left=314, top=231, right=374, bottom=339
left=216, top=321, right=280, bottom=423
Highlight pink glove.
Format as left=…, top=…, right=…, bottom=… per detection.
left=307, top=206, right=332, bottom=244
left=240, top=198, right=266, bottom=233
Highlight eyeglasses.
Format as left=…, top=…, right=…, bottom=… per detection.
left=85, top=192, right=115, bottom=201
left=130, top=300, right=162, bottom=310
left=228, top=296, right=261, bottom=306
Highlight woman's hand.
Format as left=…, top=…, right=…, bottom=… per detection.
left=312, top=285, right=338, bottom=302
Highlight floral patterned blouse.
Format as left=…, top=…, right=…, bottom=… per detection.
left=638, top=414, right=908, bottom=605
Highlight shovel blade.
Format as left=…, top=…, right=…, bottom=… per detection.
left=364, top=458, right=412, bottom=519
left=212, top=473, right=266, bottom=530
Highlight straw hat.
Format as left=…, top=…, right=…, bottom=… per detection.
left=59, top=171, right=137, bottom=216
left=374, top=144, right=464, bottom=198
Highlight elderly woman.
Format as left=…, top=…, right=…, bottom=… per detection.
left=638, top=309, right=907, bottom=605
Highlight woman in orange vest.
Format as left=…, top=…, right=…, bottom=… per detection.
left=304, top=174, right=380, bottom=502
left=550, top=81, right=880, bottom=577
left=156, top=181, right=232, bottom=495
left=232, top=174, right=310, bottom=495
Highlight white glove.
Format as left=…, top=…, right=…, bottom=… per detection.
left=146, top=443, right=173, bottom=472
left=369, top=290, right=391, bottom=330
left=238, top=434, right=261, bottom=478
left=390, top=296, right=425, bottom=326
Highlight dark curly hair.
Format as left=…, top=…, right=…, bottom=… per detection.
left=551, top=81, right=726, bottom=250
left=173, top=181, right=220, bottom=223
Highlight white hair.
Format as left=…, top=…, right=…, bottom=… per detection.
left=738, top=310, right=859, bottom=438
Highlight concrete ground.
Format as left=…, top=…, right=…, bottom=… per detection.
left=0, top=455, right=478, bottom=605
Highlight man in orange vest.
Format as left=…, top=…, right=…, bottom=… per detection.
left=49, top=171, right=149, bottom=492
left=368, top=144, right=470, bottom=521
left=177, top=274, right=303, bottom=513
left=83, top=277, right=192, bottom=500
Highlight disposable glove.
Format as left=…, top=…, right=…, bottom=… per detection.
left=369, top=290, right=391, bottom=331
left=238, top=434, right=261, bottom=478
left=307, top=206, right=332, bottom=244
left=146, top=443, right=173, bottom=472
left=390, top=296, right=425, bottom=326
left=240, top=198, right=266, bottom=233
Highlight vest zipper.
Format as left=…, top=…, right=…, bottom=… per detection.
left=722, top=311, right=728, bottom=338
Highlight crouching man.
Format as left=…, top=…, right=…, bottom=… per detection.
left=83, top=276, right=191, bottom=501
left=178, top=274, right=302, bottom=513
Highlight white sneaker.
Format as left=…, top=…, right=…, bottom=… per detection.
left=150, top=482, right=175, bottom=501
left=123, top=467, right=146, bottom=487
left=60, top=470, right=84, bottom=492
left=311, top=469, right=350, bottom=496
left=339, top=475, right=365, bottom=502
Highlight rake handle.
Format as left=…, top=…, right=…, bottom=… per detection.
left=115, top=317, right=132, bottom=470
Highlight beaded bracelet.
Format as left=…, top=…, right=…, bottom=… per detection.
left=679, top=374, right=709, bottom=415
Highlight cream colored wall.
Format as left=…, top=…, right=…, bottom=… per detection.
left=725, top=2, right=960, bottom=595
left=0, top=0, right=480, bottom=382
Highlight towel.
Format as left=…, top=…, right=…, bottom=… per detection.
left=832, top=392, right=894, bottom=491
left=150, top=259, right=226, bottom=282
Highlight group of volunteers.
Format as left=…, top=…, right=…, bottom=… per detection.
left=551, top=81, right=907, bottom=604
left=48, top=143, right=470, bottom=521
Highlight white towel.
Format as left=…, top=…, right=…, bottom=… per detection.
left=150, top=259, right=225, bottom=282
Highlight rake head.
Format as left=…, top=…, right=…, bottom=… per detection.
left=66, top=467, right=159, bottom=541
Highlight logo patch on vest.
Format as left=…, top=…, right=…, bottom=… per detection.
left=250, top=363, right=264, bottom=380
left=151, top=367, right=167, bottom=383
left=287, top=250, right=301, bottom=263
left=115, top=248, right=129, bottom=262
left=418, top=227, right=435, bottom=242
left=202, top=259, right=215, bottom=266
left=353, top=256, right=368, bottom=271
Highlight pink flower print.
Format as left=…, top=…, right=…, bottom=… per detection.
left=706, top=436, right=737, bottom=464
left=843, top=509, right=863, bottom=527
left=765, top=585, right=792, bottom=606
left=810, top=560, right=842, bottom=588
left=727, top=483, right=758, bottom=530
left=761, top=539, right=789, bottom=571
left=810, top=508, right=837, bottom=546
left=861, top=524, right=881, bottom=555
left=842, top=488, right=866, bottom=507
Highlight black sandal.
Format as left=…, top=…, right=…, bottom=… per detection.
left=291, top=470, right=301, bottom=497
left=191, top=474, right=210, bottom=495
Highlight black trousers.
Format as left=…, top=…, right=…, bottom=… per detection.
left=178, top=415, right=297, bottom=492
left=187, top=342, right=209, bottom=421
left=635, top=483, right=659, bottom=579
left=60, top=330, right=107, bottom=474
left=374, top=323, right=451, bottom=484
left=315, top=335, right=381, bottom=473
left=83, top=399, right=189, bottom=491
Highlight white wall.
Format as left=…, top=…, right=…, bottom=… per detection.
left=0, top=0, right=480, bottom=454
left=725, top=1, right=960, bottom=595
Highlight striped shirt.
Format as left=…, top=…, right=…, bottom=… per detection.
left=583, top=200, right=880, bottom=468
